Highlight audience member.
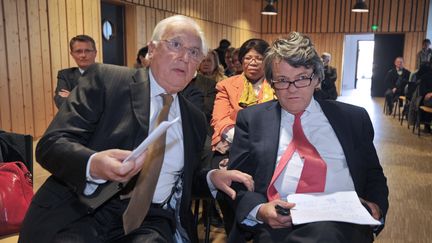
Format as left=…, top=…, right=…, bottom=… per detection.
left=384, top=57, right=410, bottom=115
left=19, top=15, right=253, bottom=243
left=215, top=39, right=231, bottom=69
left=211, top=38, right=274, bottom=167
left=224, top=47, right=236, bottom=77
left=416, top=39, right=432, bottom=69
left=231, top=48, right=243, bottom=75
left=199, top=50, right=227, bottom=82
left=211, top=38, right=274, bottom=235
left=134, top=46, right=150, bottom=68
left=225, top=32, right=389, bottom=243
left=314, top=52, right=337, bottom=100
left=53, top=35, right=97, bottom=108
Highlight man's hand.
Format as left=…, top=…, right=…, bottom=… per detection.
left=58, top=89, right=71, bottom=98
left=214, top=140, right=230, bottom=154
left=257, top=200, right=295, bottom=229
left=89, top=149, right=147, bottom=183
left=210, top=169, right=254, bottom=200
left=359, top=198, right=382, bottom=220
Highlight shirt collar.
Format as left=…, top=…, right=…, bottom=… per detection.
left=281, top=98, right=321, bottom=119
left=148, top=69, right=178, bottom=100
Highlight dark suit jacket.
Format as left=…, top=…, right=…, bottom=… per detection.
left=315, top=65, right=337, bottom=100
left=384, top=68, right=411, bottom=96
left=20, top=64, right=209, bottom=243
left=227, top=99, right=389, bottom=236
left=53, top=67, right=83, bottom=108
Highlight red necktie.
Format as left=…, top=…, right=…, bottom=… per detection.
left=267, top=111, right=327, bottom=201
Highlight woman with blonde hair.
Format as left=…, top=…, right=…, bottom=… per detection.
left=199, top=50, right=227, bottom=82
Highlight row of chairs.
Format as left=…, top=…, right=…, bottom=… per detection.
left=385, top=94, right=432, bottom=137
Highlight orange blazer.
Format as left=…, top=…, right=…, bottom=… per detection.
left=211, top=74, right=271, bottom=147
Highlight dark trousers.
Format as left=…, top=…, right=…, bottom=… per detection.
left=384, top=89, right=396, bottom=114
left=52, top=198, right=175, bottom=243
left=252, top=221, right=374, bottom=243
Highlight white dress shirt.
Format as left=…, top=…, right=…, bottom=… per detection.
left=85, top=69, right=184, bottom=204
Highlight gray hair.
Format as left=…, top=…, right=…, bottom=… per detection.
left=151, top=15, right=208, bottom=57
left=321, top=52, right=331, bottom=59
left=264, top=32, right=324, bottom=82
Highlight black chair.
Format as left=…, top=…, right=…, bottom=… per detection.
left=401, top=82, right=419, bottom=127
left=415, top=106, right=432, bottom=136
left=0, top=131, right=33, bottom=175
left=193, top=197, right=213, bottom=243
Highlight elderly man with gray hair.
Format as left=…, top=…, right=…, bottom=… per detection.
left=225, top=32, right=388, bottom=242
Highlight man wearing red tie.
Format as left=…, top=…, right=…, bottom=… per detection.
left=225, top=32, right=388, bottom=243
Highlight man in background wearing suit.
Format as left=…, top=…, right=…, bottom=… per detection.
left=53, top=34, right=97, bottom=108
left=20, top=15, right=252, bottom=243
left=314, top=52, right=337, bottom=100
left=225, top=32, right=388, bottom=242
left=384, top=57, right=411, bottom=115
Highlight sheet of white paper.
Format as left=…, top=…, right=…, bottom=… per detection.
left=287, top=191, right=381, bottom=226
left=123, top=117, right=180, bottom=164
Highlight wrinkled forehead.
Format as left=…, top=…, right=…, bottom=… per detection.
left=162, top=22, right=202, bottom=47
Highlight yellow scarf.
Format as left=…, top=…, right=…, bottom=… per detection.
left=238, top=74, right=275, bottom=108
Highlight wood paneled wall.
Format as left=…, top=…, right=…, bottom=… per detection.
left=0, top=0, right=430, bottom=138
left=262, top=0, right=430, bottom=94
left=121, top=0, right=262, bottom=66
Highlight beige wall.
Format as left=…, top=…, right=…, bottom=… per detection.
left=0, top=0, right=429, bottom=138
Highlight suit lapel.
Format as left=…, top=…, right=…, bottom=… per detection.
left=318, top=100, right=355, bottom=167
left=178, top=95, right=193, bottom=178
left=130, top=68, right=150, bottom=142
left=262, top=101, right=282, bottom=182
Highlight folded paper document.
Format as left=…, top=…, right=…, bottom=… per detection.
left=287, top=191, right=381, bottom=226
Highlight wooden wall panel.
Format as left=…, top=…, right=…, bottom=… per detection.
left=0, top=0, right=430, bottom=138
left=0, top=0, right=11, bottom=131
left=262, top=0, right=430, bottom=34
left=28, top=0, right=47, bottom=136
left=126, top=0, right=262, bottom=54
left=17, top=0, right=34, bottom=135
left=3, top=0, right=26, bottom=134
left=261, top=0, right=430, bottom=97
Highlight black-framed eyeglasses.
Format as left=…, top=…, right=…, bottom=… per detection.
left=271, top=73, right=315, bottom=90
left=160, top=39, right=203, bottom=62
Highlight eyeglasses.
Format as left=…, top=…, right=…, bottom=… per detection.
left=160, top=39, right=203, bottom=62
left=271, top=73, right=315, bottom=90
left=71, top=49, right=95, bottom=55
left=243, top=56, right=264, bottom=64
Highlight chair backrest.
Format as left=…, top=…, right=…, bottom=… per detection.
left=405, top=82, right=419, bottom=100
left=0, top=131, right=33, bottom=175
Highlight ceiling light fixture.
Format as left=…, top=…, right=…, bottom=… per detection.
left=261, top=0, right=277, bottom=15
left=352, top=0, right=369, bottom=13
